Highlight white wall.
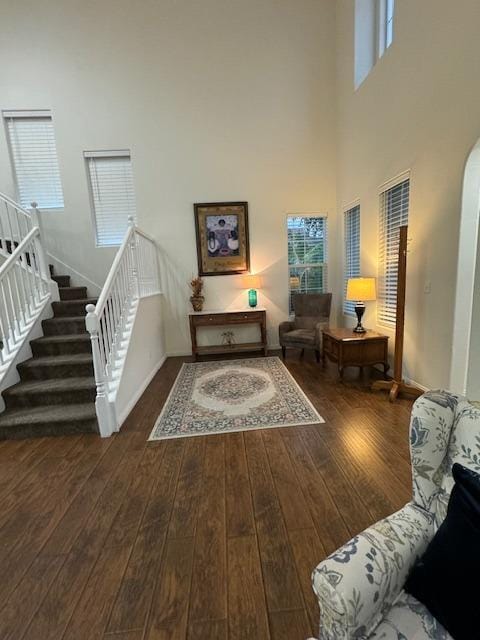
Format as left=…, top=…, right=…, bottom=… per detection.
left=0, top=0, right=338, bottom=355
left=335, top=0, right=480, bottom=390
left=115, top=294, right=165, bottom=426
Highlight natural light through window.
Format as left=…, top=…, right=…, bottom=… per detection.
left=287, top=215, right=328, bottom=314
left=344, top=205, right=361, bottom=315
left=3, top=110, right=64, bottom=210
left=85, top=150, right=137, bottom=247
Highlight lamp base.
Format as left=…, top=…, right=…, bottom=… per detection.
left=248, top=289, right=258, bottom=308
left=353, top=302, right=366, bottom=333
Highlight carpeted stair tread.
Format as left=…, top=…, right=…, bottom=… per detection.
left=0, top=403, right=97, bottom=427
left=4, top=377, right=95, bottom=396
left=59, top=286, right=88, bottom=301
left=52, top=298, right=98, bottom=316
left=19, top=353, right=93, bottom=368
left=42, top=316, right=87, bottom=336
left=30, top=333, right=91, bottom=357
left=32, top=333, right=90, bottom=345
left=17, top=352, right=94, bottom=381
left=51, top=275, right=71, bottom=287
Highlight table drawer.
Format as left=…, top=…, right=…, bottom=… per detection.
left=192, top=311, right=264, bottom=326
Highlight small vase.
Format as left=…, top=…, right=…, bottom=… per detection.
left=190, top=295, right=204, bottom=312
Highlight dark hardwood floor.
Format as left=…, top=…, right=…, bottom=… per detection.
left=0, top=353, right=415, bottom=640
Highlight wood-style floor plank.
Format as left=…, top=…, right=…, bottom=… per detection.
left=188, top=436, right=227, bottom=624
left=106, top=439, right=185, bottom=635
left=244, top=429, right=304, bottom=613
left=0, top=353, right=415, bottom=640
left=145, top=536, right=195, bottom=640
left=227, top=535, right=271, bottom=640
left=262, top=429, right=314, bottom=532
left=225, top=431, right=255, bottom=538
left=268, top=609, right=312, bottom=640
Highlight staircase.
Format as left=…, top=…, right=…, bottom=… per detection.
left=0, top=266, right=99, bottom=439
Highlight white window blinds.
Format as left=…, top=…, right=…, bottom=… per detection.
left=287, top=215, right=328, bottom=314
left=344, top=205, right=361, bottom=315
left=386, top=0, right=395, bottom=48
left=85, top=151, right=137, bottom=247
left=3, top=110, right=64, bottom=209
left=378, top=177, right=409, bottom=325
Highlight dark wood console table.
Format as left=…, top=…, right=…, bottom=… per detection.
left=189, top=308, right=268, bottom=360
left=322, top=328, right=389, bottom=379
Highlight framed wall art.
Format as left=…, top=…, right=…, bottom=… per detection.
left=193, top=201, right=250, bottom=276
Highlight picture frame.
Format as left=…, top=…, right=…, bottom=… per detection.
left=193, top=201, right=250, bottom=276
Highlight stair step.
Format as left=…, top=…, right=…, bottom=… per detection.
left=3, top=377, right=96, bottom=408
left=31, top=333, right=91, bottom=357
left=52, top=274, right=70, bottom=287
left=52, top=298, right=97, bottom=317
left=59, top=286, right=88, bottom=301
left=42, top=316, right=86, bottom=336
left=18, top=353, right=94, bottom=380
left=0, top=404, right=98, bottom=440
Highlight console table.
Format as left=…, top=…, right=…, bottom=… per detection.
left=189, top=308, right=268, bottom=360
left=322, top=328, right=389, bottom=379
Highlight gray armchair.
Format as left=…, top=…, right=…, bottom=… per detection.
left=279, top=293, right=332, bottom=362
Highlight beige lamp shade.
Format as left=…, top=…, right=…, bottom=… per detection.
left=346, top=277, right=376, bottom=301
left=242, top=274, right=262, bottom=290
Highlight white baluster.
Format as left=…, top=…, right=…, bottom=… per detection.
left=85, top=304, right=116, bottom=437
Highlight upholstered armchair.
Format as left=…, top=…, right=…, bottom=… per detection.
left=311, top=391, right=480, bottom=640
left=279, top=293, right=332, bottom=362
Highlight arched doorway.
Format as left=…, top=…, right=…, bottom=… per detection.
left=450, top=140, right=480, bottom=396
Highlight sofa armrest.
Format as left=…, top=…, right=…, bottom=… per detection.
left=279, top=321, right=294, bottom=341
left=311, top=503, right=434, bottom=640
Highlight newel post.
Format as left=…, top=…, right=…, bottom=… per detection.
left=128, top=215, right=140, bottom=298
left=85, top=304, right=115, bottom=437
left=30, top=202, right=59, bottom=301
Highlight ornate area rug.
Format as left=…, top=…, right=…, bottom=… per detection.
left=148, top=356, right=324, bottom=440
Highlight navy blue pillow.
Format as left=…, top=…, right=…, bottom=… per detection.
left=405, top=463, right=480, bottom=640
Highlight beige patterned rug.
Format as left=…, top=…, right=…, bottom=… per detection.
left=148, top=356, right=324, bottom=440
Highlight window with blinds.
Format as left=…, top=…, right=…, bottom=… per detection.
left=3, top=110, right=64, bottom=209
left=287, top=215, right=327, bottom=314
left=378, top=177, right=409, bottom=325
left=344, top=205, right=361, bottom=315
left=85, top=150, right=137, bottom=247
left=378, top=0, right=395, bottom=57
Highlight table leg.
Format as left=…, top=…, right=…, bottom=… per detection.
left=260, top=317, right=268, bottom=356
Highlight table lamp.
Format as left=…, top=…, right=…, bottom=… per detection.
left=346, top=277, right=376, bottom=333
left=242, top=274, right=261, bottom=308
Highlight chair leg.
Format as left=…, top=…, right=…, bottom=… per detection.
left=282, top=346, right=286, bottom=359
left=300, top=349, right=305, bottom=358
left=315, top=349, right=320, bottom=364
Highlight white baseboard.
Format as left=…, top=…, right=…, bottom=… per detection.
left=166, top=350, right=192, bottom=358
left=116, top=354, right=167, bottom=428
left=405, top=378, right=430, bottom=393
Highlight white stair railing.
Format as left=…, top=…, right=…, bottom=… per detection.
left=86, top=217, right=161, bottom=437
left=0, top=193, right=54, bottom=379
left=0, top=193, right=34, bottom=258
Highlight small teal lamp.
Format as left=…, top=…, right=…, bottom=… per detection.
left=243, top=274, right=261, bottom=308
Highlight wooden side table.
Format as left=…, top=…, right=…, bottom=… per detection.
left=322, top=328, right=389, bottom=379
left=189, top=308, right=268, bottom=361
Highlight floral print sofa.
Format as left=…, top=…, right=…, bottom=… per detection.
left=311, top=391, right=480, bottom=640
